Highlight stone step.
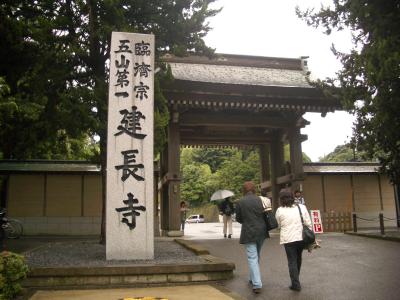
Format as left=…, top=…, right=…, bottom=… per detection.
left=23, top=254, right=235, bottom=288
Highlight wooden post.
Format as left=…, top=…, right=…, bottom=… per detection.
left=350, top=174, right=355, bottom=212
left=377, top=174, right=384, bottom=211
left=353, top=213, right=357, bottom=232
left=154, top=161, right=160, bottom=237
left=289, top=127, right=304, bottom=175
left=159, top=146, right=169, bottom=233
left=166, top=118, right=182, bottom=236
left=270, top=131, right=285, bottom=210
left=289, top=127, right=305, bottom=192
left=379, top=213, right=385, bottom=235
left=259, top=144, right=270, bottom=194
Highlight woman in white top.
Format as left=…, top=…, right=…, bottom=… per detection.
left=275, top=190, right=312, bottom=292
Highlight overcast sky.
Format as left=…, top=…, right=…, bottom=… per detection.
left=203, top=0, right=355, bottom=161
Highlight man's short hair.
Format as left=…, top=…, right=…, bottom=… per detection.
left=242, top=181, right=256, bottom=194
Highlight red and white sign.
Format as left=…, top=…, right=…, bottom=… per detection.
left=310, top=210, right=324, bottom=233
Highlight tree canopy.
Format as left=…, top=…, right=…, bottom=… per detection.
left=180, top=146, right=312, bottom=206
left=319, top=142, right=371, bottom=162
left=297, top=0, right=400, bottom=184
left=0, top=0, right=220, bottom=160
left=180, top=147, right=260, bottom=204
left=0, top=0, right=220, bottom=242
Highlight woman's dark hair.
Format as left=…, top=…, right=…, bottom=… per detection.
left=180, top=201, right=186, bottom=207
left=279, top=191, right=294, bottom=207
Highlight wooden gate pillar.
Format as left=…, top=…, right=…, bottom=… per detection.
left=259, top=144, right=271, bottom=194
left=159, top=146, right=169, bottom=234
left=289, top=126, right=305, bottom=192
left=154, top=161, right=160, bottom=237
left=270, top=131, right=285, bottom=210
left=165, top=116, right=182, bottom=236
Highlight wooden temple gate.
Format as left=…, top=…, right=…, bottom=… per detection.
left=158, top=54, right=341, bottom=237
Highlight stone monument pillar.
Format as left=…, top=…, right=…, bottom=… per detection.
left=106, top=32, right=154, bottom=260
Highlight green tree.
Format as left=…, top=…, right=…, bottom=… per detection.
left=283, top=144, right=312, bottom=163
left=213, top=149, right=261, bottom=198
left=297, top=1, right=400, bottom=184
left=0, top=0, right=220, bottom=242
left=180, top=146, right=312, bottom=204
left=191, top=147, right=237, bottom=172
left=319, top=143, right=370, bottom=162
left=181, top=163, right=215, bottom=205
left=180, top=147, right=261, bottom=202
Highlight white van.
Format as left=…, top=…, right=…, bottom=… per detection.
left=185, top=214, right=205, bottom=223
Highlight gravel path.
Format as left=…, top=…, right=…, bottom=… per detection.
left=24, top=239, right=205, bottom=267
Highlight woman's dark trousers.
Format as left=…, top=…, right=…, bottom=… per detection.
left=284, top=240, right=304, bottom=289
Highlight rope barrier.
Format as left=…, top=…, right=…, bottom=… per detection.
left=354, top=216, right=380, bottom=221
left=383, top=216, right=400, bottom=221
left=352, top=213, right=399, bottom=234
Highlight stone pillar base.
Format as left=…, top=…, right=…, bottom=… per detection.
left=167, top=230, right=184, bottom=237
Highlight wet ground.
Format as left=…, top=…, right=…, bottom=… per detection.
left=5, top=223, right=400, bottom=300
left=185, top=223, right=400, bottom=300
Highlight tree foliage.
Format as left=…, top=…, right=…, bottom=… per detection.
left=0, top=0, right=221, bottom=242
left=0, top=0, right=220, bottom=160
left=319, top=142, right=371, bottom=162
left=284, top=144, right=312, bottom=163
left=213, top=149, right=261, bottom=197
left=181, top=148, right=260, bottom=204
left=180, top=145, right=313, bottom=206
left=190, top=148, right=237, bottom=172
left=297, top=0, right=400, bottom=184
left=180, top=162, right=215, bottom=205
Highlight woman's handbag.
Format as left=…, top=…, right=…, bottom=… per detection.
left=260, top=196, right=278, bottom=231
left=296, top=204, right=315, bottom=246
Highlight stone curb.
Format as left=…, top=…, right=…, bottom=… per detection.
left=29, top=262, right=234, bottom=277
left=345, top=231, right=400, bottom=242
left=174, top=239, right=210, bottom=255
left=23, top=240, right=235, bottom=288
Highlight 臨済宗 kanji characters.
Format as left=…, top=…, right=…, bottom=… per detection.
left=113, top=38, right=152, bottom=230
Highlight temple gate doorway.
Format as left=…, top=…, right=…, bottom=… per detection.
left=158, top=54, right=340, bottom=237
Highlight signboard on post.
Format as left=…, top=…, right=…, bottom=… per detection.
left=310, top=210, right=323, bottom=233
left=106, top=32, right=154, bottom=260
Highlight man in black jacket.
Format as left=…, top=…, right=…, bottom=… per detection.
left=219, top=197, right=234, bottom=238
left=235, top=181, right=269, bottom=294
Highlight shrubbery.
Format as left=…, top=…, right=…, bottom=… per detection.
left=0, top=251, right=29, bottom=300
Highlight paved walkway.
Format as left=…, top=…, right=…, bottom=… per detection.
left=346, top=228, right=400, bottom=241
left=186, top=224, right=400, bottom=300
left=7, top=223, right=400, bottom=300
left=28, top=285, right=239, bottom=300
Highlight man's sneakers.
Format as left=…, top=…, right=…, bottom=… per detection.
left=228, top=234, right=232, bottom=238
left=249, top=280, right=261, bottom=294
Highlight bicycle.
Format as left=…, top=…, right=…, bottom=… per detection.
left=1, top=209, right=23, bottom=239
